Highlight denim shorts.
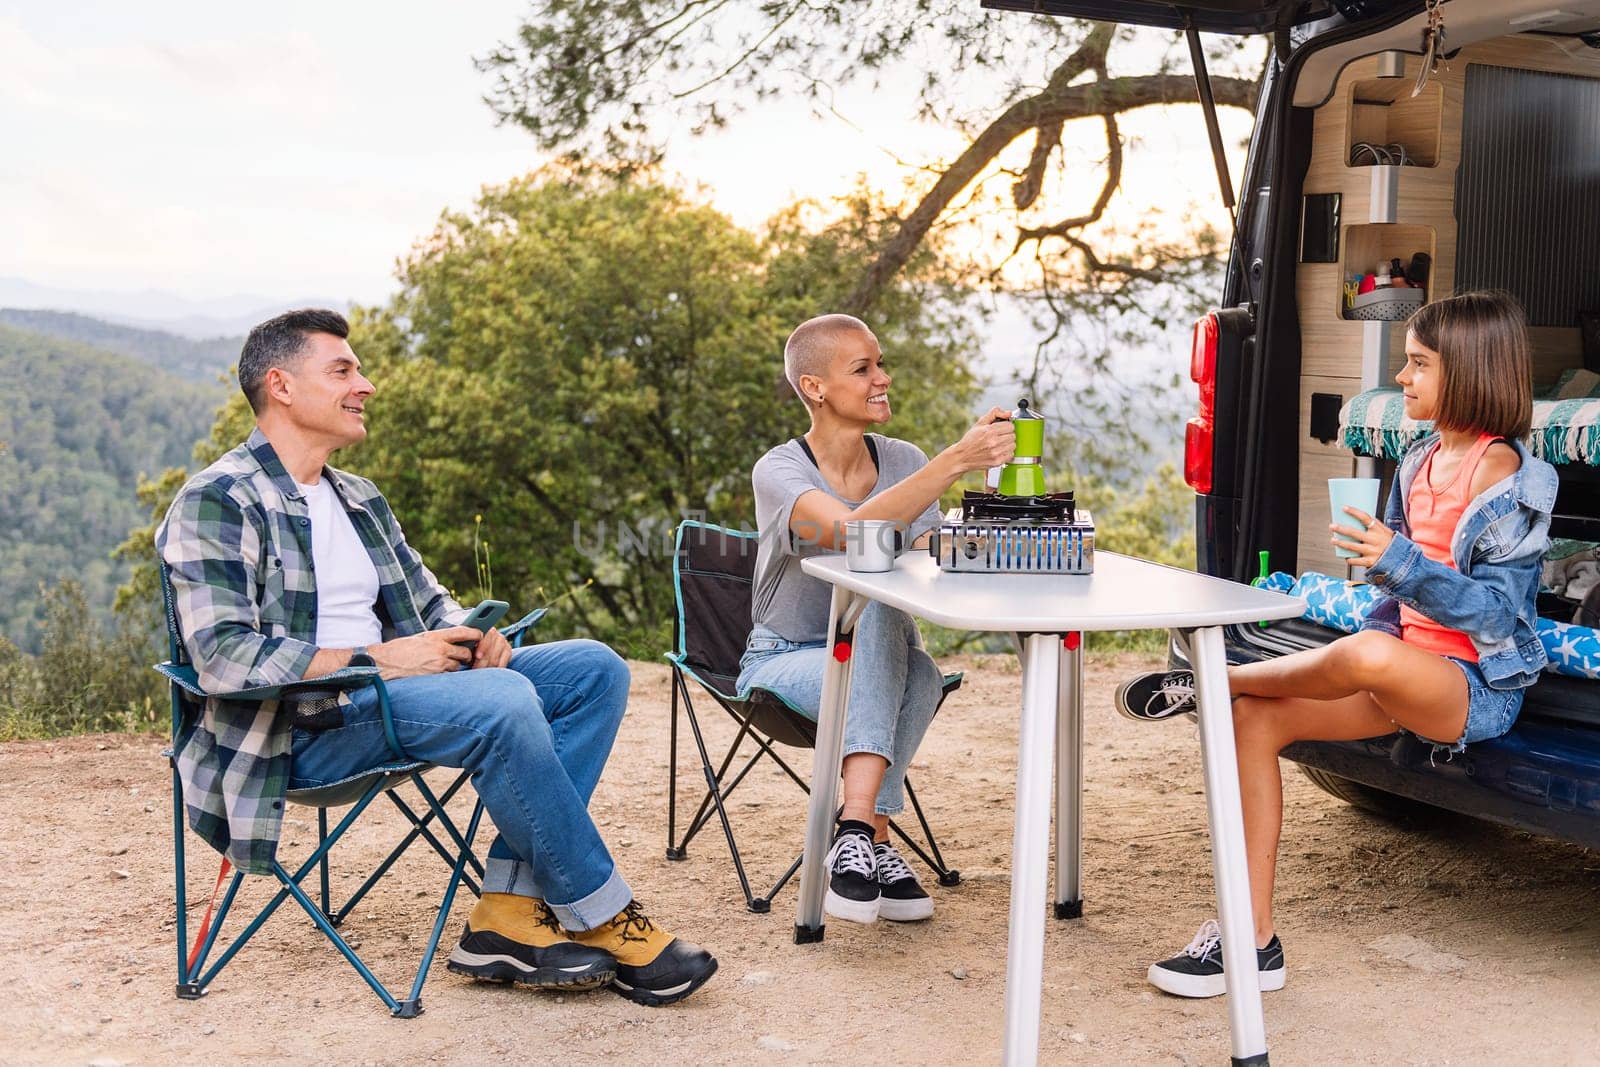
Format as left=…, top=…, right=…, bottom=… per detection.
left=1441, top=655, right=1526, bottom=750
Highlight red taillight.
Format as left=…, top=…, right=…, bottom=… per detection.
left=1184, top=417, right=1214, bottom=495
left=1191, top=313, right=1218, bottom=423
left=1185, top=311, right=1219, bottom=496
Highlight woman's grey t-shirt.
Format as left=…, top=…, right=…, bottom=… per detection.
left=750, top=434, right=943, bottom=645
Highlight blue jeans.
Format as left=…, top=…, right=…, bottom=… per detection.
left=735, top=602, right=942, bottom=816
left=1445, top=655, right=1527, bottom=749
left=289, top=639, right=632, bottom=931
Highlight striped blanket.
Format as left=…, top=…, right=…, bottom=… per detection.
left=1339, top=371, right=1600, bottom=466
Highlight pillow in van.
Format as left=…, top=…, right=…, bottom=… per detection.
left=1538, top=619, right=1600, bottom=680
left=1549, top=368, right=1600, bottom=400
left=1290, top=573, right=1382, bottom=633
left=1338, top=388, right=1430, bottom=461
left=1343, top=384, right=1600, bottom=466
left=1286, top=569, right=1600, bottom=681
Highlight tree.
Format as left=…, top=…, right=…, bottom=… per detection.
left=475, top=5, right=1261, bottom=321
left=475, top=4, right=1265, bottom=497
left=120, top=169, right=982, bottom=655
left=0, top=325, right=216, bottom=651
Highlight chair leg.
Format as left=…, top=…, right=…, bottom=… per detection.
left=890, top=776, right=961, bottom=887
left=760, top=851, right=806, bottom=911
left=272, top=860, right=404, bottom=1016
left=189, top=779, right=389, bottom=994
left=677, top=702, right=762, bottom=851
left=386, top=792, right=485, bottom=886
left=184, top=866, right=244, bottom=987
left=174, top=771, right=490, bottom=1016
left=397, top=798, right=486, bottom=1018
left=171, top=764, right=199, bottom=998
left=670, top=673, right=752, bottom=852
left=677, top=679, right=764, bottom=911
left=318, top=808, right=332, bottom=921
left=336, top=774, right=484, bottom=923
left=666, top=673, right=684, bottom=860
left=679, top=743, right=768, bottom=846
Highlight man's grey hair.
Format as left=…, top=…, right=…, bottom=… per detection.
left=782, top=314, right=875, bottom=408
left=238, top=307, right=350, bottom=414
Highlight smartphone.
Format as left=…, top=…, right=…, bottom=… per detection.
left=460, top=599, right=509, bottom=636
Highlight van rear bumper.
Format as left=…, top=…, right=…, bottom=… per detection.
left=1282, top=727, right=1600, bottom=851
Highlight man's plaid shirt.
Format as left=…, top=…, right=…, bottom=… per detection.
left=157, top=429, right=467, bottom=873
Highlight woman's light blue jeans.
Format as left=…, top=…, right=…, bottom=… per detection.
left=735, top=602, right=943, bottom=816
left=288, top=639, right=632, bottom=931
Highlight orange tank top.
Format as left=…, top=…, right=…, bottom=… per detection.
left=1398, top=433, right=1499, bottom=660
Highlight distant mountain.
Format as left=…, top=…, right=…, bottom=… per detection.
left=0, top=277, right=351, bottom=338
left=0, top=324, right=219, bottom=652
left=0, top=309, right=237, bottom=386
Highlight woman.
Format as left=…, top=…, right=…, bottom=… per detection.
left=739, top=313, right=1014, bottom=923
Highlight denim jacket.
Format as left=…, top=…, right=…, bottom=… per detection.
left=1361, top=434, right=1556, bottom=690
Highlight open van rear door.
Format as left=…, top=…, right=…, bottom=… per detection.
left=976, top=1, right=1359, bottom=35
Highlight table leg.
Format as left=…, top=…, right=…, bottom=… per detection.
left=1002, top=633, right=1061, bottom=1067
left=794, top=585, right=865, bottom=944
left=1187, top=625, right=1270, bottom=1066
left=1054, top=635, right=1083, bottom=919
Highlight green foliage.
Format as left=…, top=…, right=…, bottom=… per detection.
left=477, top=1, right=1089, bottom=161
left=0, top=580, right=164, bottom=740
left=0, top=324, right=220, bottom=652
left=0, top=308, right=237, bottom=385
left=140, top=169, right=980, bottom=654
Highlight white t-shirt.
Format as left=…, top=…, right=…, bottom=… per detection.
left=295, top=478, right=383, bottom=649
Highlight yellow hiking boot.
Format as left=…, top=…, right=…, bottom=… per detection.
left=569, top=901, right=717, bottom=1006
left=446, top=893, right=616, bottom=990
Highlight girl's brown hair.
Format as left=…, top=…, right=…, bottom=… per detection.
left=1407, top=290, right=1533, bottom=439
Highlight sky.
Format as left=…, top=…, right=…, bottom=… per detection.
left=0, top=2, right=1256, bottom=314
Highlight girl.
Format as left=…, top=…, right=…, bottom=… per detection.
left=1115, top=290, right=1557, bottom=996
left=740, top=313, right=1014, bottom=924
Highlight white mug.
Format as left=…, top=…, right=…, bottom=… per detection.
left=844, top=519, right=898, bottom=572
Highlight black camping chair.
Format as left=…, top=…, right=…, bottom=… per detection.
left=664, top=520, right=961, bottom=913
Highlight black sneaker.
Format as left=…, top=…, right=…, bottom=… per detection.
left=823, top=826, right=880, bottom=924
left=874, top=841, right=933, bottom=922
left=1114, top=669, right=1197, bottom=722
left=1146, top=919, right=1286, bottom=998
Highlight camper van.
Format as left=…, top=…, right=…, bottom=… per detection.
left=988, top=1, right=1600, bottom=845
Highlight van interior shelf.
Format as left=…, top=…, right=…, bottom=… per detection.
left=1347, top=77, right=1444, bottom=168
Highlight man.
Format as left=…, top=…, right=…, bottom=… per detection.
left=157, top=308, right=716, bottom=1006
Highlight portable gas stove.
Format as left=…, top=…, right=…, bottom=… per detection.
left=927, top=490, right=1095, bottom=574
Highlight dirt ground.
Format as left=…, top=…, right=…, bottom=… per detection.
left=6, top=652, right=1600, bottom=1066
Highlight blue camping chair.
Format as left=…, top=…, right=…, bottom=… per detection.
left=664, top=520, right=962, bottom=913
left=158, top=564, right=542, bottom=1017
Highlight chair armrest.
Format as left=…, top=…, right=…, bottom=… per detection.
left=154, top=662, right=406, bottom=760
left=153, top=662, right=381, bottom=701
left=502, top=608, right=548, bottom=649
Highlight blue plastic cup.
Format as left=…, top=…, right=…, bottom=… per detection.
left=1328, top=477, right=1380, bottom=559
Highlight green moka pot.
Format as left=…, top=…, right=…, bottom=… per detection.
left=997, top=398, right=1046, bottom=496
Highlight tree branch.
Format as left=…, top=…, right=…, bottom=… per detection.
left=842, top=60, right=1257, bottom=316
left=1013, top=112, right=1121, bottom=247
left=1011, top=120, right=1062, bottom=211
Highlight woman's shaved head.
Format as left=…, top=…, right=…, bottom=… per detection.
left=783, top=314, right=876, bottom=408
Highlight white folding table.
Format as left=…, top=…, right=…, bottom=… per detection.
left=793, top=551, right=1306, bottom=1066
